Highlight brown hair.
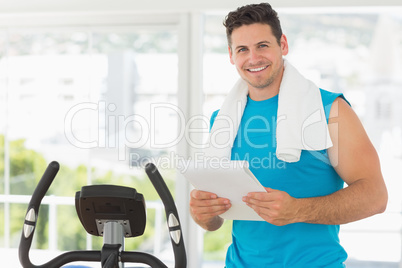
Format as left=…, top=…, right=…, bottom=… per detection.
left=223, top=3, right=283, bottom=47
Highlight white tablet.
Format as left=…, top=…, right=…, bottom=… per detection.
left=181, top=161, right=266, bottom=221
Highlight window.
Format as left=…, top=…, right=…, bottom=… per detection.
left=0, top=21, right=181, bottom=267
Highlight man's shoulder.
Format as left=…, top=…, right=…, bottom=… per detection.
left=320, top=88, right=351, bottom=106
left=319, top=88, right=344, bottom=105
left=319, top=88, right=351, bottom=121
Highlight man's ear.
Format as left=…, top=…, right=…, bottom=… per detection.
left=229, top=46, right=235, bottom=65
left=281, top=34, right=289, bottom=56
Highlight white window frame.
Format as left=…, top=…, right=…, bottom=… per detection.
left=0, top=11, right=204, bottom=268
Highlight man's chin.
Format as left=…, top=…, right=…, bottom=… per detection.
left=244, top=78, right=274, bottom=90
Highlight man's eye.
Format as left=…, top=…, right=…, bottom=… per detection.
left=238, top=48, right=247, bottom=53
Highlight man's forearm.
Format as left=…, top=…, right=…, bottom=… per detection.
left=296, top=178, right=387, bottom=225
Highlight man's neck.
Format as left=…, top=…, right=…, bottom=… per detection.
left=247, top=64, right=284, bottom=101
left=248, top=86, right=279, bottom=101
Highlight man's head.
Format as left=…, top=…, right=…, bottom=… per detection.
left=224, top=3, right=288, bottom=100
left=223, top=3, right=283, bottom=48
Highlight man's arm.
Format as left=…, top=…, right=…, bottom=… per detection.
left=189, top=189, right=231, bottom=231
left=243, top=97, right=388, bottom=226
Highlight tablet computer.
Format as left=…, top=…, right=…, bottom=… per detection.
left=181, top=161, right=266, bottom=221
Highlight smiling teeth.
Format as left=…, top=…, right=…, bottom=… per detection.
left=249, top=66, right=267, bottom=72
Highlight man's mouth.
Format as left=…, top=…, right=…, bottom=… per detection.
left=247, top=65, right=268, bottom=72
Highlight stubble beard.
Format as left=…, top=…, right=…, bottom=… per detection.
left=249, top=75, right=275, bottom=89
left=244, top=64, right=281, bottom=90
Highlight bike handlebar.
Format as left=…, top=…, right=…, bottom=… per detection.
left=145, top=163, right=187, bottom=268
left=18, top=161, right=186, bottom=268
left=19, top=161, right=60, bottom=268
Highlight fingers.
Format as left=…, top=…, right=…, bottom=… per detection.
left=242, top=194, right=285, bottom=226
left=244, top=187, right=280, bottom=202
left=190, top=190, right=231, bottom=211
left=242, top=189, right=298, bottom=226
left=190, top=189, right=231, bottom=222
left=191, top=189, right=217, bottom=199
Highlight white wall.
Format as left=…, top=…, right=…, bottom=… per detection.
left=0, top=0, right=401, bottom=14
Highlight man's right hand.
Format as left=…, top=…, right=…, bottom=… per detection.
left=189, top=189, right=231, bottom=231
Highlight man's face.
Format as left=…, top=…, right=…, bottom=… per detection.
left=229, top=23, right=288, bottom=96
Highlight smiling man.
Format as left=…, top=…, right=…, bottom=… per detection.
left=229, top=23, right=288, bottom=100
left=189, top=3, right=388, bottom=268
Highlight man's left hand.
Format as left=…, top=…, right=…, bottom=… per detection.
left=243, top=187, right=300, bottom=226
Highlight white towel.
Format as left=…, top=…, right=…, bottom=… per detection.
left=205, top=59, right=332, bottom=163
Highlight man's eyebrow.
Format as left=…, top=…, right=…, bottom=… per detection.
left=234, top=45, right=247, bottom=50
left=257, top=40, right=271, bottom=45
left=234, top=41, right=272, bottom=51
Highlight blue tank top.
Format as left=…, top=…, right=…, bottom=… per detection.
left=210, top=89, right=348, bottom=268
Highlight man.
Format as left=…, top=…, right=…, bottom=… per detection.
left=189, top=3, right=388, bottom=267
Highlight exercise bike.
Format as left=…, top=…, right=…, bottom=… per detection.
left=19, top=161, right=187, bottom=268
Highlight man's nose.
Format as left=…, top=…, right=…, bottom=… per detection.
left=248, top=49, right=262, bottom=64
